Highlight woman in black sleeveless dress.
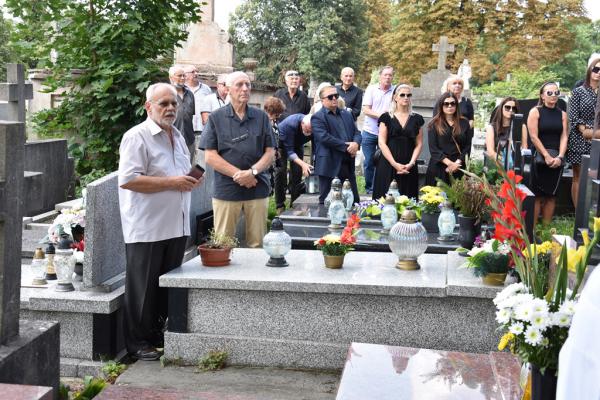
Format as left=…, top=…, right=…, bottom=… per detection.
left=372, top=84, right=424, bottom=200
left=425, top=93, right=470, bottom=186
left=527, top=82, right=568, bottom=226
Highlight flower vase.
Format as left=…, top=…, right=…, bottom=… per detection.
left=457, top=214, right=481, bottom=249
left=531, top=365, right=557, bottom=400
left=323, top=254, right=344, bottom=269
left=420, top=211, right=440, bottom=233
left=481, top=272, right=507, bottom=286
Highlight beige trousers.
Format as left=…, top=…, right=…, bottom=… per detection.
left=212, top=197, right=269, bottom=248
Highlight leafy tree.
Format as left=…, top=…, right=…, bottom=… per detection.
left=0, top=14, right=16, bottom=82
left=5, top=0, right=202, bottom=178
left=230, top=0, right=368, bottom=85
left=356, top=0, right=392, bottom=86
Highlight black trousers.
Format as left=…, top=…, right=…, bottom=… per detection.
left=123, top=236, right=187, bottom=353
left=274, top=147, right=304, bottom=209
left=318, top=158, right=360, bottom=205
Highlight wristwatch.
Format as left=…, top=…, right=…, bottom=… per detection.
left=251, top=167, right=259, bottom=176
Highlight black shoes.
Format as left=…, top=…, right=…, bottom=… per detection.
left=131, top=347, right=162, bottom=361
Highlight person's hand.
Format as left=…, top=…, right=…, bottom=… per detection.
left=446, top=161, right=461, bottom=173
left=394, top=162, right=405, bottom=174
left=233, top=169, right=258, bottom=188
left=549, top=157, right=562, bottom=168
left=299, top=161, right=313, bottom=177
left=171, top=176, right=198, bottom=192
left=345, top=142, right=359, bottom=157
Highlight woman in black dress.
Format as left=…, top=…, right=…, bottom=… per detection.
left=567, top=58, right=600, bottom=206
left=372, top=84, right=424, bottom=200
left=527, top=82, right=568, bottom=226
left=425, top=93, right=470, bottom=185
left=485, top=97, right=527, bottom=169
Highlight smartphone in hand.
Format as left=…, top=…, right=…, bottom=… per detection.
left=187, top=164, right=205, bottom=179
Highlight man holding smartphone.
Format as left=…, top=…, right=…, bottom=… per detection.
left=200, top=71, right=275, bottom=248
left=118, top=82, right=203, bottom=361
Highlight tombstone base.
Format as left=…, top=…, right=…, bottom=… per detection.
left=0, top=320, right=59, bottom=398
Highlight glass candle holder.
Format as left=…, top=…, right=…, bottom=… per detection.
left=263, top=218, right=292, bottom=267
left=380, top=195, right=398, bottom=234
left=438, top=201, right=456, bottom=241
left=54, top=248, right=76, bottom=292
left=31, top=247, right=47, bottom=286
left=389, top=210, right=428, bottom=270
left=341, top=179, right=354, bottom=211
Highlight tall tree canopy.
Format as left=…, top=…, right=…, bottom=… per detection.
left=5, top=0, right=202, bottom=178
left=230, top=0, right=368, bottom=85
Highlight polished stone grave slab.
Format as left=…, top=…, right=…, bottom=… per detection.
left=0, top=383, right=53, bottom=400
left=281, top=195, right=460, bottom=254
left=161, top=249, right=504, bottom=369
left=335, top=342, right=522, bottom=400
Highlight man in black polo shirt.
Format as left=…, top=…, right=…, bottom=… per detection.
left=335, top=67, right=363, bottom=121
left=199, top=71, right=275, bottom=248
left=274, top=70, right=311, bottom=122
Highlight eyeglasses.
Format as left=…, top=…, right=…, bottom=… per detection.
left=286, top=71, right=299, bottom=77
left=398, top=93, right=412, bottom=98
left=322, top=93, right=339, bottom=101
left=503, top=105, right=517, bottom=112
left=545, top=90, right=560, bottom=96
left=592, top=66, right=600, bottom=74
left=442, top=101, right=457, bottom=107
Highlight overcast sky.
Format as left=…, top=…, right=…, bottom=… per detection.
left=215, top=0, right=600, bottom=30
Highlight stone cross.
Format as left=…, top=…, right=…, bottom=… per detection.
left=0, top=64, right=33, bottom=123
left=432, top=36, right=455, bottom=71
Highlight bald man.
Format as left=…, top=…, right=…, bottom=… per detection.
left=335, top=67, right=363, bottom=120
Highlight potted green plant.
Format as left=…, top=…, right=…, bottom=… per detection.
left=417, top=186, right=445, bottom=233
left=463, top=238, right=511, bottom=285
left=313, top=214, right=359, bottom=268
left=442, top=176, right=488, bottom=248
left=198, top=230, right=239, bottom=267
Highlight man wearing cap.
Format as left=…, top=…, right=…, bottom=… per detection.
left=274, top=70, right=311, bottom=122
left=118, top=82, right=202, bottom=361
left=335, top=67, right=363, bottom=121
left=200, top=71, right=276, bottom=247
left=311, top=85, right=361, bottom=205
left=200, top=73, right=229, bottom=125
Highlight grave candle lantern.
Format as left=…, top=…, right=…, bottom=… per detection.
left=341, top=180, right=354, bottom=211
left=44, top=242, right=57, bottom=280
left=380, top=195, right=398, bottom=235
left=30, top=247, right=47, bottom=286
left=263, top=217, right=292, bottom=267
left=387, top=179, right=400, bottom=200
left=437, top=201, right=456, bottom=241
left=54, top=243, right=76, bottom=292
left=388, top=209, right=428, bottom=270
left=324, top=177, right=342, bottom=209
left=328, top=191, right=346, bottom=233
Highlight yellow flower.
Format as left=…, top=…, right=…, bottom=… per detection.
left=564, top=246, right=586, bottom=273
left=322, top=234, right=341, bottom=245
left=581, top=229, right=590, bottom=246
left=396, top=195, right=409, bottom=205
left=594, top=217, right=600, bottom=233
left=498, top=332, right=515, bottom=351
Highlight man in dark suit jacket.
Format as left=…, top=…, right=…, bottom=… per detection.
left=311, top=85, right=362, bottom=204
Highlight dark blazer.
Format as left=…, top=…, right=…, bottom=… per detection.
left=311, top=107, right=361, bottom=178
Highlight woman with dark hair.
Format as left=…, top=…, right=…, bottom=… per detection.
left=485, top=97, right=527, bottom=168
left=441, top=75, right=474, bottom=155
left=263, top=96, right=287, bottom=213
left=567, top=58, right=600, bottom=206
left=372, top=84, right=424, bottom=200
left=527, top=82, right=568, bottom=226
left=425, top=92, right=470, bottom=185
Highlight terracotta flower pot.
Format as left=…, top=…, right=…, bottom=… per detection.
left=482, top=272, right=507, bottom=286
left=198, top=245, right=232, bottom=267
left=323, top=254, right=345, bottom=269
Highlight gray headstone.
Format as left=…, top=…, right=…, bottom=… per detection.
left=0, top=121, right=25, bottom=344
left=432, top=36, right=455, bottom=71
left=83, top=172, right=126, bottom=288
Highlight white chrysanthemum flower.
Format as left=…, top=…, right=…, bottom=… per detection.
left=541, top=337, right=550, bottom=347
left=530, top=312, right=550, bottom=330
left=496, top=308, right=512, bottom=324
left=468, top=246, right=485, bottom=257
left=530, top=298, right=549, bottom=314
left=497, top=296, right=519, bottom=310
left=552, top=312, right=572, bottom=327
left=509, top=322, right=524, bottom=335
left=494, top=283, right=525, bottom=305
left=514, top=302, right=534, bottom=322
left=559, top=300, right=577, bottom=316
left=524, top=326, right=543, bottom=346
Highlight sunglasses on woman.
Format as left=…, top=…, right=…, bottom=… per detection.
left=443, top=101, right=456, bottom=107
left=545, top=90, right=560, bottom=96
left=503, top=105, right=517, bottom=112
left=397, top=93, right=412, bottom=98
left=592, top=66, right=600, bottom=74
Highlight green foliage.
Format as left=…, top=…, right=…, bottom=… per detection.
left=466, top=251, right=510, bottom=277
left=72, top=376, right=106, bottom=400
left=467, top=159, right=502, bottom=185
left=197, top=350, right=228, bottom=372
left=230, top=0, right=368, bottom=84
left=439, top=176, right=487, bottom=222
left=546, top=20, right=600, bottom=89
left=203, top=229, right=239, bottom=249
left=473, top=69, right=560, bottom=114
left=76, top=169, right=110, bottom=197
left=160, top=355, right=184, bottom=368
left=5, top=0, right=202, bottom=177
left=58, top=382, right=70, bottom=400
left=101, top=360, right=127, bottom=384
left=535, top=215, right=575, bottom=242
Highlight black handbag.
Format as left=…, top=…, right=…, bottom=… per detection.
left=534, top=149, right=559, bottom=166
left=372, top=148, right=382, bottom=165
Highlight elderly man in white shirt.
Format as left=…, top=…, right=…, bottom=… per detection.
left=118, top=82, right=202, bottom=361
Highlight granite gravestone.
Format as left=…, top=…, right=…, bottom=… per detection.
left=0, top=64, right=33, bottom=122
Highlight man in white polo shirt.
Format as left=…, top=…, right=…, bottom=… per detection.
left=361, top=66, right=394, bottom=194
left=118, top=82, right=203, bottom=361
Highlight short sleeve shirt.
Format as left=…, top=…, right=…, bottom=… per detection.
left=199, top=104, right=275, bottom=201
left=118, top=118, right=192, bottom=243
left=362, top=84, right=394, bottom=135
left=199, top=92, right=228, bottom=114
left=188, top=83, right=213, bottom=132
